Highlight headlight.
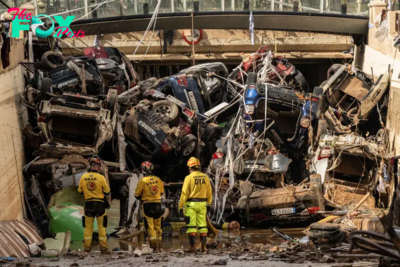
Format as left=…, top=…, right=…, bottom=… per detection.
left=245, top=104, right=255, bottom=115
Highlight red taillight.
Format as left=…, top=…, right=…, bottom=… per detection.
left=38, top=116, right=47, bottom=122
left=212, top=152, right=224, bottom=159
left=307, top=207, right=320, bottom=214
left=300, top=117, right=310, bottom=128
left=183, top=108, right=194, bottom=117
left=318, top=147, right=333, bottom=160
left=160, top=140, right=172, bottom=154
left=178, top=119, right=192, bottom=136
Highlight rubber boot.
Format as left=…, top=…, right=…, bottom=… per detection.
left=200, top=233, right=207, bottom=253
left=150, top=239, right=159, bottom=253
left=100, top=247, right=111, bottom=255
left=157, top=237, right=162, bottom=253
left=187, top=233, right=197, bottom=253
left=84, top=246, right=91, bottom=253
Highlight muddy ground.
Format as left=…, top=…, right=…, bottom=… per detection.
left=6, top=252, right=379, bottom=267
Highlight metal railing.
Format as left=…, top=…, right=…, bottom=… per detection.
left=3, top=0, right=370, bottom=19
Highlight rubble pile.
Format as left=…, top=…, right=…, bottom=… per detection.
left=18, top=44, right=397, bottom=261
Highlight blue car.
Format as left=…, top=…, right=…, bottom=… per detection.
left=243, top=72, right=322, bottom=152
left=156, top=62, right=237, bottom=122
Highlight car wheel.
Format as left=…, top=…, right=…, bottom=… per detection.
left=29, top=158, right=58, bottom=172
left=40, top=78, right=52, bottom=95
left=294, top=70, right=310, bottom=92
left=320, top=80, right=327, bottom=86
left=180, top=134, right=197, bottom=157
left=327, top=64, right=342, bottom=78
left=153, top=100, right=179, bottom=126
left=41, top=51, right=66, bottom=69
left=106, top=89, right=118, bottom=119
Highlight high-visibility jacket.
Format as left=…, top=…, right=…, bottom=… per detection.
left=179, top=171, right=212, bottom=209
left=78, top=172, right=110, bottom=201
left=135, top=175, right=164, bottom=203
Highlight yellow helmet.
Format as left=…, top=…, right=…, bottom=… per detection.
left=187, top=157, right=200, bottom=168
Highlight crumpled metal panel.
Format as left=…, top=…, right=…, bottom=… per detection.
left=0, top=220, right=43, bottom=258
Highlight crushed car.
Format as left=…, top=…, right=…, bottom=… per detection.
left=236, top=174, right=324, bottom=227
left=37, top=90, right=118, bottom=157
left=83, top=46, right=140, bottom=91
left=156, top=62, right=241, bottom=122
left=321, top=64, right=389, bottom=135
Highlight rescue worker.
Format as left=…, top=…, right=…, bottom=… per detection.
left=78, top=155, right=111, bottom=255
left=179, top=157, right=212, bottom=253
left=135, top=161, right=164, bottom=253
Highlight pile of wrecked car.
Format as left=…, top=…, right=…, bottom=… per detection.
left=19, top=44, right=394, bottom=250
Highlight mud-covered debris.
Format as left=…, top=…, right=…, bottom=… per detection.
left=172, top=249, right=184, bottom=254
left=213, top=259, right=228, bottom=265
left=70, top=263, right=79, bottom=267
left=319, top=254, right=335, bottom=263
left=133, top=248, right=142, bottom=257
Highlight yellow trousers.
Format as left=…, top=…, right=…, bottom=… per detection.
left=144, top=214, right=162, bottom=242
left=83, top=213, right=108, bottom=250
left=185, top=202, right=208, bottom=234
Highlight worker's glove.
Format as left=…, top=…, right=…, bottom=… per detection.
left=179, top=209, right=184, bottom=217
left=207, top=205, right=211, bottom=215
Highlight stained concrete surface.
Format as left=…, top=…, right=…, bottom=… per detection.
left=5, top=253, right=379, bottom=267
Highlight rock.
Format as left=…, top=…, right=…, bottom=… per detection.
left=172, top=249, right=184, bottom=254
left=319, top=254, right=335, bottom=263
left=213, top=259, right=228, bottom=265
left=133, top=248, right=142, bottom=257
left=254, top=243, right=263, bottom=249
left=269, top=246, right=281, bottom=252
left=141, top=244, right=153, bottom=255
left=15, top=261, right=30, bottom=266
left=70, top=263, right=79, bottom=267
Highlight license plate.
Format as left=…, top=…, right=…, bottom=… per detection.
left=271, top=207, right=295, bottom=216
left=166, top=95, right=186, bottom=108
left=187, top=91, right=199, bottom=112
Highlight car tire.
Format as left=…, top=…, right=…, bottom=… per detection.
left=29, top=158, right=58, bottom=172
left=41, top=52, right=66, bottom=69
left=153, top=100, right=180, bottom=126
left=106, top=89, right=118, bottom=119
left=327, top=64, right=342, bottom=78
left=109, top=55, right=122, bottom=64
left=294, top=70, right=310, bottom=92
left=40, top=78, right=52, bottom=95
left=319, top=80, right=327, bottom=87
left=180, top=134, right=198, bottom=157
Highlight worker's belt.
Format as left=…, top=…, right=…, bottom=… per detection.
left=86, top=198, right=105, bottom=202
left=187, top=198, right=207, bottom=202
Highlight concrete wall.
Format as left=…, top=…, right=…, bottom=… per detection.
left=0, top=38, right=28, bottom=221
left=60, top=30, right=353, bottom=62
left=363, top=2, right=400, bottom=156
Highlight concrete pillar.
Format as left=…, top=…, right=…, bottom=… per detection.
left=341, top=0, right=347, bottom=14
left=194, top=1, right=199, bottom=11
left=244, top=0, right=249, bottom=11
left=90, top=0, right=98, bottom=18
left=293, top=0, right=299, bottom=12
left=143, top=3, right=149, bottom=14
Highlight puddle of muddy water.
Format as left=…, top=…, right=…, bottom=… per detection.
left=70, top=228, right=307, bottom=252
left=69, top=201, right=306, bottom=252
